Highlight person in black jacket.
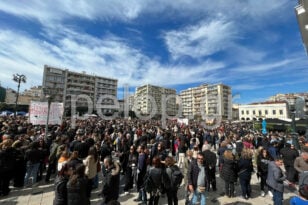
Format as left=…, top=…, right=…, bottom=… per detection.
left=280, top=143, right=299, bottom=187
left=202, top=144, right=217, bottom=191
left=238, top=148, right=254, bottom=199
left=188, top=152, right=208, bottom=205
left=220, top=149, right=238, bottom=198
left=123, top=145, right=138, bottom=193
left=0, top=139, right=16, bottom=196
left=101, top=156, right=121, bottom=205
left=257, top=148, right=273, bottom=197
left=24, top=141, right=43, bottom=186
left=67, top=164, right=89, bottom=205
left=53, top=163, right=70, bottom=205
left=147, top=156, right=163, bottom=205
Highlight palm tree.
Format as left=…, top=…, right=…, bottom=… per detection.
left=13, top=73, right=26, bottom=117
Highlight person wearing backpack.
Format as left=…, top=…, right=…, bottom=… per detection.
left=164, top=156, right=183, bottom=205
left=145, top=156, right=163, bottom=205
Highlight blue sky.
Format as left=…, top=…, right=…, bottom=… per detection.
left=0, top=1, right=307, bottom=104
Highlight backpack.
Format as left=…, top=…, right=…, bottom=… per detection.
left=143, top=170, right=155, bottom=193
left=170, top=165, right=184, bottom=188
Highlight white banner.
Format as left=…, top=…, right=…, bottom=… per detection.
left=177, top=118, right=189, bottom=125
left=29, top=101, right=64, bottom=125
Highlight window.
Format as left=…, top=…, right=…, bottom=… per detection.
left=241, top=110, right=244, bottom=115
left=272, top=110, right=276, bottom=115
left=253, top=110, right=256, bottom=115
left=259, top=110, right=262, bottom=115
left=279, top=110, right=283, bottom=115
left=265, top=110, right=268, bottom=115
left=246, top=110, right=249, bottom=115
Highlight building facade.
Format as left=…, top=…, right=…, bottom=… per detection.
left=179, top=83, right=232, bottom=119
left=133, top=84, right=176, bottom=116
left=238, top=101, right=289, bottom=121
left=268, top=93, right=308, bottom=115
left=42, top=65, right=118, bottom=115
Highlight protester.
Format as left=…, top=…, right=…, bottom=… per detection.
left=266, top=157, right=286, bottom=205
left=188, top=152, right=208, bottom=205
left=101, top=156, right=121, bottom=205
left=67, top=164, right=89, bottom=205
left=53, top=163, right=70, bottom=205
left=257, top=148, right=273, bottom=197
left=238, top=148, right=254, bottom=200
left=289, top=184, right=308, bottom=205
left=221, top=149, right=238, bottom=198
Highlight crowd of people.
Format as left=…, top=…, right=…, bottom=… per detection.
left=0, top=115, right=308, bottom=205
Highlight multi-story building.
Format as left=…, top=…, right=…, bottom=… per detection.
left=133, top=84, right=176, bottom=116
left=0, top=86, right=6, bottom=102
left=268, top=93, right=308, bottom=115
left=23, top=86, right=43, bottom=100
left=42, top=65, right=118, bottom=115
left=179, top=88, right=194, bottom=118
left=4, top=86, right=42, bottom=106
left=179, top=83, right=232, bottom=119
left=238, top=101, right=289, bottom=121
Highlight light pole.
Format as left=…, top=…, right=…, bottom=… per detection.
left=13, top=74, right=26, bottom=117
left=291, top=111, right=300, bottom=150
left=43, top=86, right=54, bottom=142
left=45, top=95, right=52, bottom=141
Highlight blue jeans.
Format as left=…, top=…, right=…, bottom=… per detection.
left=24, top=162, right=40, bottom=186
left=273, top=189, right=283, bottom=205
left=191, top=189, right=206, bottom=205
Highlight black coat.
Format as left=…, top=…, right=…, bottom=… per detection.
left=238, top=158, right=253, bottom=180
left=221, top=158, right=238, bottom=182
left=280, top=147, right=299, bottom=167
left=67, top=177, right=89, bottom=205
left=53, top=176, right=68, bottom=205
left=202, top=150, right=217, bottom=169
left=187, top=159, right=208, bottom=190
left=101, top=162, right=120, bottom=201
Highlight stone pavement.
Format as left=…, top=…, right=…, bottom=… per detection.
left=0, top=168, right=298, bottom=205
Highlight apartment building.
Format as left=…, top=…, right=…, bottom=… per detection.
left=133, top=84, right=176, bottom=116
left=5, top=86, right=42, bottom=105
left=179, top=83, right=232, bottom=119
left=42, top=65, right=118, bottom=114
left=238, top=101, right=289, bottom=121
left=269, top=93, right=308, bottom=114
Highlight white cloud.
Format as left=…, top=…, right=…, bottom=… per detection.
left=163, top=19, right=238, bottom=59
left=0, top=0, right=292, bottom=25
left=0, top=26, right=226, bottom=91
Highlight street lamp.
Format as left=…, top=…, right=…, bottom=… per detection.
left=291, top=111, right=300, bottom=151
left=13, top=74, right=26, bottom=117
left=43, top=86, right=54, bottom=142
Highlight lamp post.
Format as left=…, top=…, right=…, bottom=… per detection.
left=45, top=95, right=52, bottom=141
left=13, top=74, right=26, bottom=117
left=291, top=111, right=300, bottom=150
left=43, top=85, right=54, bottom=142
